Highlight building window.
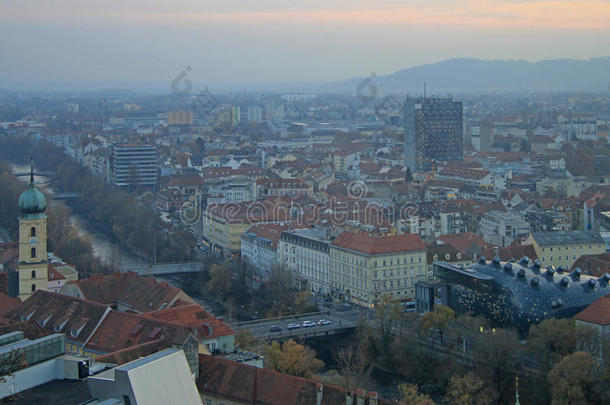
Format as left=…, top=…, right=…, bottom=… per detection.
left=30, top=227, right=36, bottom=237
left=31, top=284, right=36, bottom=292
left=31, top=270, right=36, bottom=278
left=31, top=247, right=36, bottom=258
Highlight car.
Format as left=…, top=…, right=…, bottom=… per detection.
left=287, top=323, right=301, bottom=330
left=269, top=325, right=282, bottom=332
left=302, top=320, right=316, bottom=327
left=317, top=319, right=331, bottom=326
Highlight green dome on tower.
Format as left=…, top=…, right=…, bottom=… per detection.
left=18, top=183, right=47, bottom=215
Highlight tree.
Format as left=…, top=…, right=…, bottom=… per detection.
left=367, top=294, right=403, bottom=370
left=265, top=265, right=297, bottom=316
left=0, top=349, right=27, bottom=381
left=265, top=339, right=324, bottom=379
left=445, top=372, right=493, bottom=405
left=471, top=327, right=521, bottom=403
left=205, top=262, right=233, bottom=302
left=332, top=345, right=373, bottom=391
left=294, top=291, right=318, bottom=314
left=397, top=383, right=434, bottom=405
left=417, top=305, right=454, bottom=345
left=528, top=318, right=598, bottom=371
left=235, top=329, right=256, bottom=351
left=547, top=351, right=596, bottom=405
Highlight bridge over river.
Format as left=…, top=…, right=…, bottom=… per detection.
left=123, top=262, right=203, bottom=276
left=233, top=311, right=357, bottom=341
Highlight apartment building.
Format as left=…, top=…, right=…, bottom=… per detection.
left=479, top=210, right=530, bottom=247
left=241, top=224, right=289, bottom=281
left=329, top=232, right=427, bottom=307
left=278, top=228, right=332, bottom=294
left=524, top=230, right=606, bottom=269
left=111, top=144, right=158, bottom=188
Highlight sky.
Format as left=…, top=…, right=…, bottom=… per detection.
left=1, top=0, right=610, bottom=89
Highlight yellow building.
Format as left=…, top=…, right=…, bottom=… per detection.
left=202, top=201, right=292, bottom=256
left=524, top=231, right=606, bottom=269
left=17, top=171, right=49, bottom=301
left=329, top=231, right=427, bottom=307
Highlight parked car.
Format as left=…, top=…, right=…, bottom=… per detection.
left=317, top=319, right=331, bottom=326
left=269, top=325, right=282, bottom=332
left=302, top=320, right=316, bottom=327
left=287, top=323, right=301, bottom=330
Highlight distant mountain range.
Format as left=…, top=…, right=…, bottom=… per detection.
left=327, top=57, right=610, bottom=94
left=2, top=57, right=609, bottom=94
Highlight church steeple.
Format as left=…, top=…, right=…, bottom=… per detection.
left=17, top=157, right=48, bottom=301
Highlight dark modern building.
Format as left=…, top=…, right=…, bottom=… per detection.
left=111, top=144, right=158, bottom=188
left=419, top=257, right=610, bottom=330
left=404, top=98, right=463, bottom=172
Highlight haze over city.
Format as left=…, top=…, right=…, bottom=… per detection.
left=2, top=0, right=610, bottom=88
left=1, top=1, right=610, bottom=405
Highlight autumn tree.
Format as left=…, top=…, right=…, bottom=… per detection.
left=417, top=305, right=454, bottom=345
left=235, top=329, right=256, bottom=351
left=265, top=339, right=324, bottom=379
left=547, top=351, right=596, bottom=405
left=444, top=372, right=493, bottom=405
left=397, top=383, right=434, bottom=405
left=205, top=262, right=233, bottom=302
left=528, top=318, right=599, bottom=371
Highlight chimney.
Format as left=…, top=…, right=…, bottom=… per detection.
left=369, top=392, right=378, bottom=405
left=316, top=383, right=323, bottom=405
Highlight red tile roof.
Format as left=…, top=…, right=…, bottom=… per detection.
left=7, top=290, right=110, bottom=344
left=574, top=295, right=610, bottom=326
left=84, top=310, right=193, bottom=354
left=94, top=339, right=167, bottom=365
left=140, top=304, right=233, bottom=339
left=0, top=320, right=49, bottom=340
left=243, top=223, right=291, bottom=250
left=438, top=232, right=488, bottom=254
left=571, top=253, right=610, bottom=277
left=48, top=265, right=66, bottom=281
left=64, top=271, right=193, bottom=313
left=331, top=231, right=425, bottom=255
left=0, top=292, right=21, bottom=319
left=196, top=355, right=396, bottom=405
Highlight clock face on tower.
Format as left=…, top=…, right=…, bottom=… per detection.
left=29, top=237, right=37, bottom=245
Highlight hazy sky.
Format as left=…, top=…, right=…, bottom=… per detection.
left=1, top=0, right=610, bottom=88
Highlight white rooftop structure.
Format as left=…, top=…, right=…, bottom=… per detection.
left=88, top=348, right=202, bottom=405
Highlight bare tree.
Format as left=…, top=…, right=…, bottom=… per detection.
left=333, top=345, right=373, bottom=391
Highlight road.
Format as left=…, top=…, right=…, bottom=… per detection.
left=235, top=305, right=365, bottom=340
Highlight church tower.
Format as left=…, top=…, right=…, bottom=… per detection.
left=17, top=162, right=48, bottom=301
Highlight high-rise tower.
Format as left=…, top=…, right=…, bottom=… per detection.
left=17, top=162, right=48, bottom=301
left=404, top=98, right=463, bottom=172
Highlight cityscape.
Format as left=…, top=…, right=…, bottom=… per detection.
left=1, top=1, right=610, bottom=405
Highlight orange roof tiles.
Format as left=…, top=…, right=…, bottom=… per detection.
left=574, top=295, right=610, bottom=326
left=65, top=271, right=192, bottom=313
left=140, top=303, right=233, bottom=339
left=331, top=231, right=425, bottom=255
left=197, top=355, right=396, bottom=405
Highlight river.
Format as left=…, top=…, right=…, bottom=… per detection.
left=12, top=164, right=144, bottom=269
